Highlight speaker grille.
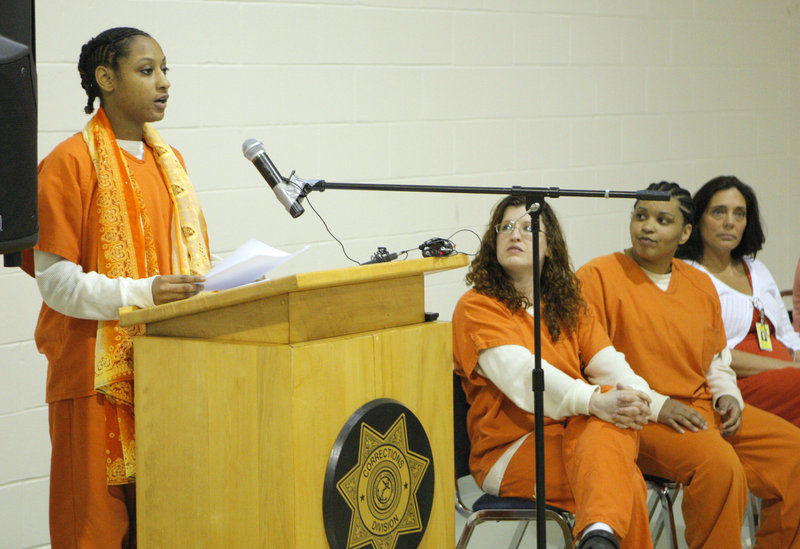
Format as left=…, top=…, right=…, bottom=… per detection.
left=0, top=36, right=38, bottom=253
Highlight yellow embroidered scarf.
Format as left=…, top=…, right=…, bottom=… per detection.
left=84, top=108, right=210, bottom=484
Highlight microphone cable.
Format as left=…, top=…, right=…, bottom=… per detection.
left=285, top=177, right=483, bottom=264
left=286, top=178, right=361, bottom=265
left=443, top=228, right=482, bottom=257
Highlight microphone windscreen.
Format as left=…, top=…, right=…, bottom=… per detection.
left=242, top=138, right=265, bottom=161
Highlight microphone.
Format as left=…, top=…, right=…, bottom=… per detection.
left=242, top=138, right=305, bottom=218
left=512, top=204, right=539, bottom=224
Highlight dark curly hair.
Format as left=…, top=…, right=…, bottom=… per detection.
left=77, top=27, right=151, bottom=114
left=676, top=175, right=765, bottom=261
left=466, top=195, right=584, bottom=341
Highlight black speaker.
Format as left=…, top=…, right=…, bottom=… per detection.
left=0, top=0, right=37, bottom=267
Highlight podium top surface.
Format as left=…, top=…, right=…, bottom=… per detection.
left=119, top=254, right=468, bottom=327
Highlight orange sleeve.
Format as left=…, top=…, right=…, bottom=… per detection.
left=711, top=293, right=727, bottom=355
left=576, top=306, right=616, bottom=366
left=576, top=262, right=613, bottom=336
left=35, top=135, right=90, bottom=265
left=452, top=290, right=529, bottom=384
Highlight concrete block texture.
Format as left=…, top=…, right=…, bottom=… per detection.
left=2, top=1, right=799, bottom=547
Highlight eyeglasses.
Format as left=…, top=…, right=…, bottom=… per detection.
left=494, top=221, right=545, bottom=238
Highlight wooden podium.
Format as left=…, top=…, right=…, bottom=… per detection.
left=119, top=254, right=467, bottom=548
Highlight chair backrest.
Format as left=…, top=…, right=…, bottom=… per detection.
left=453, top=372, right=472, bottom=479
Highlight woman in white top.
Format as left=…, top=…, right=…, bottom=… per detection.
left=677, top=175, right=800, bottom=427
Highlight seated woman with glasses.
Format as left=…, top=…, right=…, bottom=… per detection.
left=676, top=175, right=800, bottom=427
left=452, top=195, right=655, bottom=549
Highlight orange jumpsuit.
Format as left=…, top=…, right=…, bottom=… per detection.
left=34, top=133, right=180, bottom=548
left=578, top=252, right=800, bottom=549
left=452, top=289, right=653, bottom=548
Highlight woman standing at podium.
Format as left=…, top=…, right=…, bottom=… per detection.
left=25, top=27, right=210, bottom=548
left=452, top=195, right=655, bottom=549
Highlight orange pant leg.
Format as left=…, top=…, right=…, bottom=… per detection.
left=637, top=399, right=748, bottom=549
left=499, top=418, right=652, bottom=549
left=49, top=395, right=135, bottom=549
left=498, top=422, right=575, bottom=509
left=562, top=416, right=652, bottom=549
left=728, top=405, right=800, bottom=548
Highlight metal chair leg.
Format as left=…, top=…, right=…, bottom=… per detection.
left=547, top=509, right=575, bottom=548
left=507, top=514, right=574, bottom=549
left=743, top=491, right=761, bottom=547
left=455, top=508, right=574, bottom=549
left=647, top=479, right=680, bottom=549
left=648, top=487, right=665, bottom=541
left=508, top=520, right=529, bottom=548
left=455, top=514, right=479, bottom=549
left=656, top=487, right=679, bottom=549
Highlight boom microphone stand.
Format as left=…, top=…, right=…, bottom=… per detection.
left=251, top=153, right=669, bottom=547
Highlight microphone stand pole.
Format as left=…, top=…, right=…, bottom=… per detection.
left=297, top=179, right=668, bottom=548
left=527, top=192, right=547, bottom=547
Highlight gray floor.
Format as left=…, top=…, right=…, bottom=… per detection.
left=454, top=476, right=757, bottom=549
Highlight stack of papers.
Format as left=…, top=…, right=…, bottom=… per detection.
left=203, top=239, right=309, bottom=291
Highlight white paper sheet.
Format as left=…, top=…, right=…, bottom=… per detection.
left=203, top=239, right=309, bottom=291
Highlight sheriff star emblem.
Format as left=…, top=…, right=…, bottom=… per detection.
left=323, top=399, right=434, bottom=549
left=336, top=414, right=429, bottom=549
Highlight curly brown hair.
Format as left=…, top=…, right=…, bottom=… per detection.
left=465, top=195, right=585, bottom=341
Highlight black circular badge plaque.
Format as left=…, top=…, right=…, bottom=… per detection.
left=322, top=399, right=435, bottom=549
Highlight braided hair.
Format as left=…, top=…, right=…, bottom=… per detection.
left=77, top=27, right=151, bottom=114
left=635, top=181, right=695, bottom=227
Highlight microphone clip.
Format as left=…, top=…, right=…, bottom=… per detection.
left=285, top=172, right=318, bottom=197
left=288, top=172, right=326, bottom=194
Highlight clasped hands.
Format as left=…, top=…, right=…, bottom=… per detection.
left=589, top=386, right=742, bottom=437
left=589, top=383, right=651, bottom=430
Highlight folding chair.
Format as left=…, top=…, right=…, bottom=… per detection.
left=647, top=477, right=760, bottom=549
left=453, top=373, right=575, bottom=549
left=645, top=476, right=680, bottom=549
